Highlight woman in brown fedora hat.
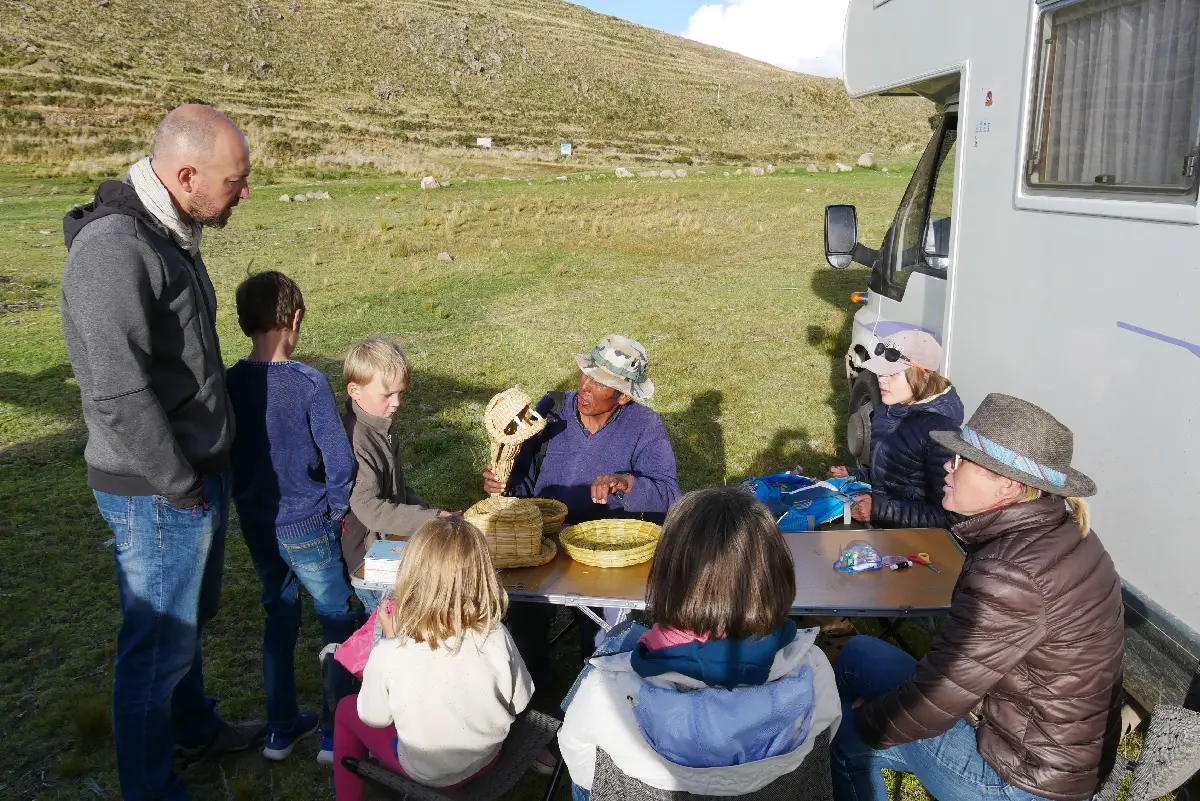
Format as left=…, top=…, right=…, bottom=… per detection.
left=830, top=394, right=1125, bottom=801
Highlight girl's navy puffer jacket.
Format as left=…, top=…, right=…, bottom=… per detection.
left=852, top=387, right=966, bottom=530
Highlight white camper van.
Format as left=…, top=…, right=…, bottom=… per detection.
left=825, top=0, right=1200, bottom=713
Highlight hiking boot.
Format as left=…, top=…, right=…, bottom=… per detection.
left=176, top=719, right=268, bottom=767
left=263, top=711, right=319, bottom=761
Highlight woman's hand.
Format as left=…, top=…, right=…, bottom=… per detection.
left=436, top=509, right=463, bottom=518
left=828, top=466, right=850, bottom=479
left=482, top=467, right=506, bottom=496
left=591, top=473, right=635, bottom=504
left=851, top=494, right=873, bottom=522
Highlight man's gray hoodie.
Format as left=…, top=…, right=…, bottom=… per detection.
left=61, top=179, right=233, bottom=508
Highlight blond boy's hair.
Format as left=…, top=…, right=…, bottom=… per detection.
left=344, top=335, right=410, bottom=388
left=387, top=518, right=507, bottom=650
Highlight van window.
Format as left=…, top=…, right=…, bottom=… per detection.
left=924, top=139, right=956, bottom=269
left=889, top=117, right=957, bottom=291
left=1026, top=0, right=1200, bottom=196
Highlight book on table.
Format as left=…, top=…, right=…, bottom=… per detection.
left=363, top=540, right=408, bottom=584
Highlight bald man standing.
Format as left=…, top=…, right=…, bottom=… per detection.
left=61, top=105, right=261, bottom=800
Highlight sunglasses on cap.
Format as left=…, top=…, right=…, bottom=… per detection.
left=874, top=343, right=927, bottom=373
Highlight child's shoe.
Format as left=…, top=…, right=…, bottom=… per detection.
left=316, top=729, right=334, bottom=765
left=262, top=711, right=319, bottom=761
left=530, top=746, right=558, bottom=775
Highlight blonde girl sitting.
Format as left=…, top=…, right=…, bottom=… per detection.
left=333, top=518, right=534, bottom=800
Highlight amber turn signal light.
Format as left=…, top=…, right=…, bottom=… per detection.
left=850, top=291, right=869, bottom=304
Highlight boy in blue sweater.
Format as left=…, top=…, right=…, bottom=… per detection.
left=227, top=271, right=357, bottom=766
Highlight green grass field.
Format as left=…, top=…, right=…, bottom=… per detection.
left=0, top=162, right=1157, bottom=800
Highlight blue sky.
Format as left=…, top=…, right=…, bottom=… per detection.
left=568, top=1, right=697, bottom=35
left=569, top=0, right=849, bottom=78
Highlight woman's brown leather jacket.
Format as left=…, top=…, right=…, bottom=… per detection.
left=855, top=496, right=1125, bottom=801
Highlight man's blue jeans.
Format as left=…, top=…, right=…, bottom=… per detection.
left=240, top=516, right=357, bottom=732
left=831, top=635, right=1054, bottom=801
left=94, top=473, right=231, bottom=801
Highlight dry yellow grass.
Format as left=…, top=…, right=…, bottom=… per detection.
left=2, top=0, right=931, bottom=173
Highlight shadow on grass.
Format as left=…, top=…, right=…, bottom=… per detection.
left=663, top=389, right=725, bottom=492
left=0, top=361, right=81, bottom=420
left=744, top=427, right=827, bottom=479
left=809, top=266, right=874, bottom=460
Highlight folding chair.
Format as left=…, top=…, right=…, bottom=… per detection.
left=340, top=708, right=563, bottom=801
left=1094, top=705, right=1200, bottom=801
left=588, top=728, right=834, bottom=801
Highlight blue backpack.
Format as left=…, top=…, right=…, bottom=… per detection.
left=739, top=473, right=872, bottom=532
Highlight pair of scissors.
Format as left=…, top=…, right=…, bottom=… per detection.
left=908, top=553, right=941, bottom=573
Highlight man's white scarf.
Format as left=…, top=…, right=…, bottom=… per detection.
left=128, top=157, right=203, bottom=255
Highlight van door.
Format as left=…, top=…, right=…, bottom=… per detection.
left=874, top=110, right=958, bottom=303
left=842, top=110, right=958, bottom=465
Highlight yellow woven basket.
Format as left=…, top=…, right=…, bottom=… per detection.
left=464, top=496, right=557, bottom=569
left=559, top=519, right=663, bottom=568
left=527, top=498, right=568, bottom=536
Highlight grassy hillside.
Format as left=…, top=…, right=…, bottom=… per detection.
left=0, top=0, right=931, bottom=175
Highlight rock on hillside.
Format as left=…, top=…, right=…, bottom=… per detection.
left=0, top=0, right=932, bottom=169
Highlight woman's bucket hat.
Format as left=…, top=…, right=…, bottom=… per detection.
left=575, top=334, right=654, bottom=401
left=930, top=393, right=1097, bottom=497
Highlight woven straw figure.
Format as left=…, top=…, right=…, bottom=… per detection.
left=484, top=387, right=546, bottom=495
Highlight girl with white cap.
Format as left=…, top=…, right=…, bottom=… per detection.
left=829, top=330, right=964, bottom=530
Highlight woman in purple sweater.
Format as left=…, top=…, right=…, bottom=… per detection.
left=481, top=335, right=681, bottom=698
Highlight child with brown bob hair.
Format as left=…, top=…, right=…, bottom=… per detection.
left=332, top=517, right=533, bottom=800
left=558, top=487, right=841, bottom=799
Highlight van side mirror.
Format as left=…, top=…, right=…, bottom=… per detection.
left=825, top=204, right=859, bottom=270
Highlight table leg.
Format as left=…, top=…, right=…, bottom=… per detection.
left=549, top=617, right=578, bottom=648
left=573, top=604, right=611, bottom=633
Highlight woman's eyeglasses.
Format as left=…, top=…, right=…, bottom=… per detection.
left=874, top=343, right=927, bottom=373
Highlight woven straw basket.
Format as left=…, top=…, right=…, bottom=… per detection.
left=527, top=498, right=568, bottom=536
left=484, top=388, right=547, bottom=495
left=464, top=496, right=557, bottom=569
left=559, top=519, right=663, bottom=568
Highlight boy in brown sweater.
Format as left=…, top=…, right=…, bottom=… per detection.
left=341, top=335, right=450, bottom=611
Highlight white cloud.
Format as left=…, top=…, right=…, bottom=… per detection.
left=682, top=0, right=849, bottom=79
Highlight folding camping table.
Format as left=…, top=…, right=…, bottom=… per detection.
left=351, top=527, right=965, bottom=633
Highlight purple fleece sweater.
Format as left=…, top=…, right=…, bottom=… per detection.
left=507, top=391, right=681, bottom=524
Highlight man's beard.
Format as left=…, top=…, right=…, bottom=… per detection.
left=190, top=187, right=235, bottom=229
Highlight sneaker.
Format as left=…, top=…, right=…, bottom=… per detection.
left=530, top=747, right=558, bottom=776
left=316, top=730, right=334, bottom=765
left=262, top=712, right=319, bottom=761
left=176, top=720, right=268, bottom=767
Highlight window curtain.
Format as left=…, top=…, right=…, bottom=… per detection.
left=1043, top=0, right=1200, bottom=188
